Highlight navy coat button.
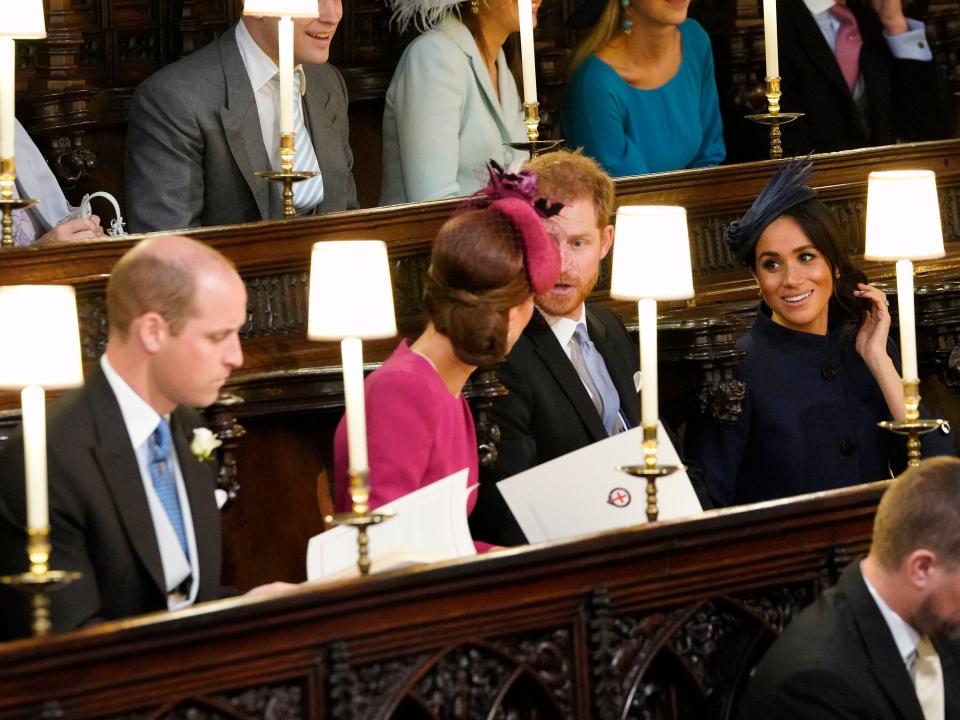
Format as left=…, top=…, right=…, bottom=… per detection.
left=840, top=439, right=857, bottom=455
left=821, top=364, right=837, bottom=380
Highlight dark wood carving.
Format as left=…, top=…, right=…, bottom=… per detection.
left=0, top=482, right=889, bottom=720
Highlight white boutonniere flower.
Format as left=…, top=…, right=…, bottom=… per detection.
left=191, top=427, right=222, bottom=462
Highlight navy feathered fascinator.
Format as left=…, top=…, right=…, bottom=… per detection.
left=725, top=160, right=818, bottom=265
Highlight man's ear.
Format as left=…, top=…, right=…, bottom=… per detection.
left=904, top=548, right=937, bottom=591
left=599, top=224, right=614, bottom=260
left=136, top=312, right=168, bottom=354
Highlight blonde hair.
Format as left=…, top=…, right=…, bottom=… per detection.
left=566, top=0, right=621, bottom=80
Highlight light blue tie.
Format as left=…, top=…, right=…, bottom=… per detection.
left=149, top=419, right=188, bottom=557
left=572, top=324, right=623, bottom=436
left=290, top=70, right=325, bottom=213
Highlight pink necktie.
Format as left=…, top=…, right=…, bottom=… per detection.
left=830, top=3, right=863, bottom=92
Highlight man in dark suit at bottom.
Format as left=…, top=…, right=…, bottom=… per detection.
left=470, top=150, right=643, bottom=546
left=0, top=236, right=289, bottom=640
left=739, top=456, right=960, bottom=719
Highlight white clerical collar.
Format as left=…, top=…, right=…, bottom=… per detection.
left=804, top=0, right=837, bottom=16
left=540, top=303, right=587, bottom=349
left=862, top=565, right=921, bottom=666
left=100, top=354, right=164, bottom=451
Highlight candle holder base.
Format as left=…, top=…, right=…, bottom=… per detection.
left=878, top=418, right=944, bottom=468
left=506, top=139, right=564, bottom=159
left=745, top=112, right=804, bottom=160
left=615, top=463, right=685, bottom=523
left=256, top=170, right=321, bottom=219
left=0, top=197, right=39, bottom=248
left=0, top=569, right=81, bottom=637
left=324, top=510, right=394, bottom=577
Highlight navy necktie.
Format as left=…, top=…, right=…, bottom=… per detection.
left=149, top=419, right=188, bottom=557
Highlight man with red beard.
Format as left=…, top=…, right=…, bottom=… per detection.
left=469, top=150, right=642, bottom=546
left=738, top=456, right=960, bottom=719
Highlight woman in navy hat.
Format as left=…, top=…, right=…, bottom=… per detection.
left=686, top=160, right=952, bottom=507
left=561, top=0, right=725, bottom=178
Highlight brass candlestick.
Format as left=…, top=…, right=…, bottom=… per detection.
left=506, top=102, right=563, bottom=158
left=878, top=379, right=943, bottom=467
left=0, top=527, right=80, bottom=637
left=745, top=77, right=804, bottom=160
left=324, top=468, right=392, bottom=576
left=0, top=157, right=38, bottom=248
left=616, top=424, right=684, bottom=522
left=256, top=132, right=321, bottom=219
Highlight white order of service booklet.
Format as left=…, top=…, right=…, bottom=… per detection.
left=497, top=423, right=703, bottom=544
left=306, top=468, right=476, bottom=581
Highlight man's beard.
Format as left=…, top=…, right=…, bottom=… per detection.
left=535, top=267, right=600, bottom=318
left=911, top=596, right=960, bottom=641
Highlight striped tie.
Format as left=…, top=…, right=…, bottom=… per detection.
left=149, top=419, right=189, bottom=557
left=290, top=69, right=325, bottom=214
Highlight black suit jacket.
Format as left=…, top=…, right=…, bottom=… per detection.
left=738, top=562, right=960, bottom=719
left=470, top=305, right=642, bottom=545
left=0, top=366, right=225, bottom=640
left=777, top=0, right=952, bottom=155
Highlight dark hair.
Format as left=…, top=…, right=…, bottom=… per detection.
left=872, top=456, right=960, bottom=571
left=424, top=207, right=532, bottom=366
left=751, top=198, right=869, bottom=328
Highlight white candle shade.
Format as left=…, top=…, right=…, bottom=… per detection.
left=864, top=170, right=945, bottom=261
left=308, top=240, right=398, bottom=340
left=243, top=0, right=319, bottom=17
left=610, top=206, right=695, bottom=301
left=0, top=0, right=47, bottom=38
left=0, top=286, right=84, bottom=390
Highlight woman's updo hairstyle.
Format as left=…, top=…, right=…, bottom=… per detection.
left=424, top=207, right=532, bottom=366
left=424, top=162, right=563, bottom=367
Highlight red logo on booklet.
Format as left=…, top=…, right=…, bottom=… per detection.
left=607, top=488, right=631, bottom=508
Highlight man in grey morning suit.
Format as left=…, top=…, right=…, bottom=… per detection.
left=125, top=0, right=357, bottom=233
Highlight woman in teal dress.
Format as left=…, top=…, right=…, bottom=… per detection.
left=562, top=0, right=725, bottom=177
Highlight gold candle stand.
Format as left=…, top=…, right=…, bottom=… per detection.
left=616, top=424, right=684, bottom=522
left=256, top=132, right=321, bottom=219
left=0, top=157, right=38, bottom=248
left=745, top=77, right=804, bottom=160
left=0, top=527, right=80, bottom=637
left=506, top=103, right=563, bottom=158
left=878, top=379, right=943, bottom=467
left=324, top=468, right=392, bottom=576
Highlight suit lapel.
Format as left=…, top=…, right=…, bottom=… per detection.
left=782, top=0, right=860, bottom=110
left=442, top=18, right=512, bottom=140
left=170, top=411, right=219, bottom=599
left=587, top=306, right=640, bottom=429
left=526, top=311, right=608, bottom=442
left=843, top=564, right=925, bottom=720
left=217, top=27, right=275, bottom=220
left=86, top=368, right=167, bottom=596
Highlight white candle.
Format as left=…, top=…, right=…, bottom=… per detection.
left=762, top=0, right=779, bottom=79
left=896, top=258, right=918, bottom=382
left=0, top=37, right=15, bottom=158
left=639, top=298, right=658, bottom=427
left=21, top=385, right=48, bottom=530
left=341, top=336, right=369, bottom=474
left=278, top=16, right=294, bottom=136
left=517, top=0, right=538, bottom=105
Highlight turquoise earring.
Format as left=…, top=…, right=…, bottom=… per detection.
left=621, top=0, right=633, bottom=35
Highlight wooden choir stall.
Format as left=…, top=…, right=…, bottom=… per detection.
left=2, top=140, right=960, bottom=719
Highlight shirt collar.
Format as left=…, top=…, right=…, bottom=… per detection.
left=804, top=0, right=837, bottom=16
left=236, top=19, right=307, bottom=96
left=862, top=566, right=922, bottom=665
left=540, top=303, right=587, bottom=348
left=100, top=354, right=165, bottom=451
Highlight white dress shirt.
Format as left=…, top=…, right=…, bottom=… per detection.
left=234, top=19, right=322, bottom=176
left=100, top=355, right=199, bottom=610
left=802, top=0, right=932, bottom=64
left=862, top=567, right=922, bottom=679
